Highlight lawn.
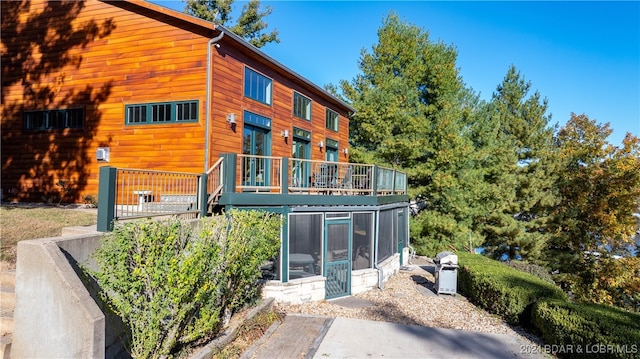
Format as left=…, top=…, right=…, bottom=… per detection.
left=0, top=205, right=97, bottom=270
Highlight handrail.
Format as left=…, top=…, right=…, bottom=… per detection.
left=206, top=157, right=224, bottom=204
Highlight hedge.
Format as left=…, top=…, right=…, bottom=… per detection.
left=457, top=252, right=567, bottom=324
left=531, top=299, right=640, bottom=359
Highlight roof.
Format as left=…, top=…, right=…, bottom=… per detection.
left=103, top=0, right=356, bottom=114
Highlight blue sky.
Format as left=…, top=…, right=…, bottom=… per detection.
left=156, top=1, right=639, bottom=146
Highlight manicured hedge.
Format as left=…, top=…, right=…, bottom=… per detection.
left=531, top=299, right=640, bottom=359
left=457, top=252, right=567, bottom=324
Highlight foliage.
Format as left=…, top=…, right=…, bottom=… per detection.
left=183, top=0, right=279, bottom=48
left=480, top=65, right=558, bottom=263
left=457, top=252, right=567, bottom=325
left=549, top=114, right=640, bottom=279
left=531, top=299, right=640, bottom=359
left=91, top=210, right=281, bottom=358
left=340, top=12, right=514, bottom=255
left=504, top=260, right=556, bottom=285
left=566, top=256, right=640, bottom=312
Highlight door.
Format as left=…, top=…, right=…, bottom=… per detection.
left=242, top=125, right=270, bottom=187
left=292, top=138, right=310, bottom=187
left=324, top=218, right=351, bottom=299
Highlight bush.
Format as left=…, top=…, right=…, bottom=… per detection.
left=90, top=210, right=281, bottom=358
left=458, top=252, right=567, bottom=324
left=532, top=299, right=640, bottom=359
left=504, top=260, right=556, bottom=284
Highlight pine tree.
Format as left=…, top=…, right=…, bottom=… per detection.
left=183, top=0, right=279, bottom=48
left=481, top=65, right=558, bottom=262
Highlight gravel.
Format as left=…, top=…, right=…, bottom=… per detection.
left=280, top=256, right=546, bottom=349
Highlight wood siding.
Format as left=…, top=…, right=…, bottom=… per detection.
left=1, top=0, right=351, bottom=203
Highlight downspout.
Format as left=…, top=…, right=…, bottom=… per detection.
left=204, top=30, right=225, bottom=171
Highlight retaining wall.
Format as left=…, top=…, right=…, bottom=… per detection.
left=11, top=232, right=128, bottom=358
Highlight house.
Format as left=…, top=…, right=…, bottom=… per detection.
left=2, top=0, right=410, bottom=303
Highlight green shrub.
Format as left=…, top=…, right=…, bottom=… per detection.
left=90, top=210, right=281, bottom=358
left=458, top=252, right=567, bottom=324
left=532, top=299, right=640, bottom=359
left=504, top=260, right=556, bottom=284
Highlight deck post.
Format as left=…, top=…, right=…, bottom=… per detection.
left=97, top=166, right=117, bottom=232
left=372, top=165, right=379, bottom=195
left=221, top=153, right=237, bottom=194
left=198, top=173, right=208, bottom=218
left=281, top=157, right=288, bottom=194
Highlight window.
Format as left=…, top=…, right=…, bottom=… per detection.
left=125, top=100, right=198, bottom=125
left=326, top=138, right=338, bottom=162
left=24, top=108, right=84, bottom=130
left=326, top=108, right=339, bottom=131
left=293, top=92, right=311, bottom=121
left=244, top=67, right=272, bottom=105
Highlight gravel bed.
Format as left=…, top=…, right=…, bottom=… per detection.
left=281, top=256, right=546, bottom=349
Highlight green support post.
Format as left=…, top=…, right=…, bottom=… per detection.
left=199, top=173, right=208, bottom=218
left=97, top=166, right=117, bottom=232
left=281, top=157, right=289, bottom=194
left=372, top=166, right=379, bottom=195
left=221, top=153, right=237, bottom=194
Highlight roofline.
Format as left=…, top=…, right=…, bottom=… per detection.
left=217, top=25, right=356, bottom=114
left=104, top=1, right=355, bottom=114
left=102, top=0, right=216, bottom=32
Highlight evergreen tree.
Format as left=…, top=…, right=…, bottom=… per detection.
left=481, top=66, right=558, bottom=262
left=341, top=13, right=512, bottom=255
left=183, top=0, right=279, bottom=48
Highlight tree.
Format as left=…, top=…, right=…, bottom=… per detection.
left=183, top=0, right=279, bottom=48
left=549, top=114, right=640, bottom=277
left=480, top=66, right=558, bottom=262
left=341, top=13, right=514, bottom=255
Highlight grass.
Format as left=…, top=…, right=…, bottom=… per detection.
left=0, top=204, right=97, bottom=270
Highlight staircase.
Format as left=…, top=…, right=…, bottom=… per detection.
left=1, top=269, right=15, bottom=358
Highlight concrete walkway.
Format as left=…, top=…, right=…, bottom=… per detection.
left=244, top=314, right=552, bottom=359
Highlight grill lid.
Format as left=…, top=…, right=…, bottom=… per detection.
left=434, top=251, right=458, bottom=266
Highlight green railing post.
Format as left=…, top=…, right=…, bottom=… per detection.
left=221, top=153, right=237, bottom=193
left=372, top=166, right=379, bottom=195
left=97, top=166, right=117, bottom=232
left=281, top=157, right=288, bottom=194
left=199, top=173, right=208, bottom=218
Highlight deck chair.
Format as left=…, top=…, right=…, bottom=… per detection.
left=340, top=166, right=353, bottom=193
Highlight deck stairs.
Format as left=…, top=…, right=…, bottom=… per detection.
left=1, top=269, right=15, bottom=358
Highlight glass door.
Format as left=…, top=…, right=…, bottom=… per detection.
left=292, top=138, right=310, bottom=187
left=242, top=125, right=270, bottom=187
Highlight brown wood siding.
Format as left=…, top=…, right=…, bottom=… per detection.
left=1, top=0, right=211, bottom=201
left=2, top=0, right=351, bottom=203
left=209, top=41, right=351, bottom=162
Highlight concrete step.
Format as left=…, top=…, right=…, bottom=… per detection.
left=0, top=271, right=15, bottom=288
left=0, top=311, right=12, bottom=336
left=0, top=286, right=14, bottom=312
left=1, top=333, right=11, bottom=359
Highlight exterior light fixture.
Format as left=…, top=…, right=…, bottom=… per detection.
left=281, top=130, right=289, bottom=138
left=318, top=141, right=324, bottom=149
left=226, top=113, right=236, bottom=124
left=343, top=148, right=348, bottom=155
